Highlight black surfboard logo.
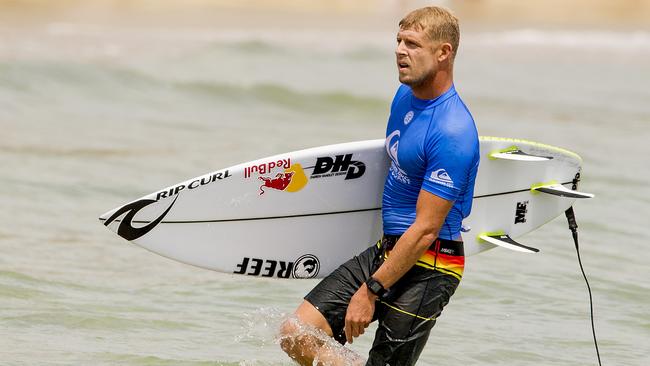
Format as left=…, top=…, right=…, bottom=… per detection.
left=292, top=254, right=320, bottom=279
left=103, top=196, right=178, bottom=241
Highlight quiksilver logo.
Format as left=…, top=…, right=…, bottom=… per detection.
left=103, top=196, right=177, bottom=241
left=430, top=169, right=454, bottom=188
left=385, top=130, right=411, bottom=185
left=386, top=130, right=400, bottom=165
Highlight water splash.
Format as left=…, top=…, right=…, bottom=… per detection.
left=235, top=307, right=286, bottom=347
left=236, top=307, right=365, bottom=366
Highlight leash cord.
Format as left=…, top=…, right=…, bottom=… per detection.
left=565, top=206, right=602, bottom=366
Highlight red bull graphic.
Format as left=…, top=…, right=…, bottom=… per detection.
left=244, top=158, right=291, bottom=178
left=259, top=172, right=295, bottom=195
left=246, top=161, right=308, bottom=195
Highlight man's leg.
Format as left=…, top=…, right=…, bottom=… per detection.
left=280, top=242, right=384, bottom=365
left=366, top=269, right=460, bottom=366
left=279, top=300, right=333, bottom=365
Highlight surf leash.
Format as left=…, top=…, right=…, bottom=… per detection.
left=565, top=206, right=602, bottom=366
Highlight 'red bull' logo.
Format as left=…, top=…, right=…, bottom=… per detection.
left=259, top=172, right=295, bottom=195
left=244, top=158, right=291, bottom=178
left=252, top=163, right=308, bottom=195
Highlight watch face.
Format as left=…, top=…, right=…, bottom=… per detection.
left=369, top=282, right=379, bottom=292
left=367, top=278, right=385, bottom=296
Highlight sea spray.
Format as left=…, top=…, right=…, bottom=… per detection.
left=236, top=307, right=365, bottom=366
left=235, top=307, right=286, bottom=347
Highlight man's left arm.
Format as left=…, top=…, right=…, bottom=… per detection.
left=344, top=189, right=453, bottom=343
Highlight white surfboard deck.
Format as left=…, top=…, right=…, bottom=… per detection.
left=99, top=137, right=590, bottom=279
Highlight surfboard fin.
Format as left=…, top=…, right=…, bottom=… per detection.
left=532, top=183, right=595, bottom=199
left=478, top=233, right=539, bottom=253
left=489, top=146, right=552, bottom=161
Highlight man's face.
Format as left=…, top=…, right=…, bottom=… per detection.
left=395, top=27, right=440, bottom=87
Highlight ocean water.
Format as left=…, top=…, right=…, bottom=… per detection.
left=1, top=2, right=649, bottom=365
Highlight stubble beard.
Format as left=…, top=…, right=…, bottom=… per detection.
left=399, top=68, right=435, bottom=90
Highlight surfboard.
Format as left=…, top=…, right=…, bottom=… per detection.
left=99, top=137, right=592, bottom=279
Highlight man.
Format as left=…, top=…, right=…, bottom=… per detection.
left=280, top=6, right=479, bottom=365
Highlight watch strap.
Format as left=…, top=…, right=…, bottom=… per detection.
left=365, top=277, right=387, bottom=297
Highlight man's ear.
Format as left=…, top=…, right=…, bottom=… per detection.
left=437, top=43, right=453, bottom=62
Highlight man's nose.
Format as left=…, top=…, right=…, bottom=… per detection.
left=395, top=41, right=407, bottom=56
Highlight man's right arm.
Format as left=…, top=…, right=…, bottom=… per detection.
left=343, top=189, right=452, bottom=343
left=369, top=189, right=453, bottom=289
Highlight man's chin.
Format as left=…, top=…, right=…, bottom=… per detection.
left=399, top=74, right=428, bottom=88
left=398, top=75, right=412, bottom=85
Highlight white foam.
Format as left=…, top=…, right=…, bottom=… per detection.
left=44, top=22, right=650, bottom=55
left=467, top=29, right=650, bottom=51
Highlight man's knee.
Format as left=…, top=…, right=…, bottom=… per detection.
left=278, top=316, right=325, bottom=365
left=278, top=301, right=331, bottom=362
left=278, top=317, right=304, bottom=354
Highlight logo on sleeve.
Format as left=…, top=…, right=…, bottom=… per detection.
left=430, top=169, right=454, bottom=188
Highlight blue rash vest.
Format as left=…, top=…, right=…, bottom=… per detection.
left=382, top=84, right=480, bottom=240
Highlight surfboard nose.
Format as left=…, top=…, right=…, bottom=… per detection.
left=98, top=208, right=118, bottom=225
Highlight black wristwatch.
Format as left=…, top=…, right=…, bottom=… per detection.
left=365, top=277, right=387, bottom=297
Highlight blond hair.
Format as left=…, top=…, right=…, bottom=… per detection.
left=399, top=6, right=460, bottom=58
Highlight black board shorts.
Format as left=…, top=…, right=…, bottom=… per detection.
left=304, top=235, right=464, bottom=366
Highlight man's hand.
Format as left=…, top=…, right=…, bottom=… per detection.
left=344, top=284, right=377, bottom=343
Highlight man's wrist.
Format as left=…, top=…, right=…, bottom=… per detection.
left=365, top=277, right=387, bottom=297
left=361, top=284, right=379, bottom=301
